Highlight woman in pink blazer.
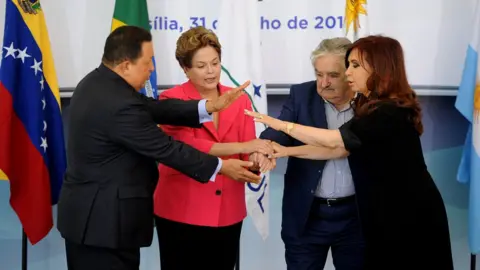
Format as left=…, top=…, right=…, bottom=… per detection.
left=153, top=26, right=275, bottom=270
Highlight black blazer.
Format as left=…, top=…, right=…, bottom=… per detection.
left=260, top=81, right=329, bottom=241
left=57, top=64, right=219, bottom=249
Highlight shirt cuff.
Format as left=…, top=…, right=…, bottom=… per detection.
left=209, top=158, right=222, bottom=182
left=198, top=99, right=213, bottom=124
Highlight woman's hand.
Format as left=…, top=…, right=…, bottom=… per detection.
left=271, top=142, right=290, bottom=158
left=241, top=139, right=273, bottom=156
left=244, top=110, right=285, bottom=131
left=249, top=152, right=276, bottom=173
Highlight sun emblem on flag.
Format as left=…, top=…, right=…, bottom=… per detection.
left=475, top=84, right=480, bottom=121
left=345, top=0, right=367, bottom=35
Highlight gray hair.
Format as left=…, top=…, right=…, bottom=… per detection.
left=310, top=37, right=352, bottom=66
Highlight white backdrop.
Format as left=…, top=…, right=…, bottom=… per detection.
left=0, top=0, right=477, bottom=90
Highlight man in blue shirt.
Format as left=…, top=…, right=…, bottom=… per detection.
left=260, top=37, right=365, bottom=270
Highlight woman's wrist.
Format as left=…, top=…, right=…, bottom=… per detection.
left=281, top=121, right=295, bottom=134
left=237, top=142, right=247, bottom=154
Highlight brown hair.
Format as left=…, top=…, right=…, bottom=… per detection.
left=175, top=26, right=222, bottom=68
left=346, top=35, right=423, bottom=134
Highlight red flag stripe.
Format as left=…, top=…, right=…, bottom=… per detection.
left=0, top=82, right=53, bottom=244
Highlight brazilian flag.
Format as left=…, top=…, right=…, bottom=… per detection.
left=111, top=0, right=158, bottom=98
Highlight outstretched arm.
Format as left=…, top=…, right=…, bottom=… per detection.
left=245, top=110, right=344, bottom=148
left=281, top=124, right=344, bottom=148
left=259, top=85, right=297, bottom=146
left=272, top=143, right=348, bottom=160
left=140, top=81, right=251, bottom=127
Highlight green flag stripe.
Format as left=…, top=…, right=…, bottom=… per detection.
left=113, top=0, right=150, bottom=30
left=221, top=65, right=267, bottom=129
left=221, top=65, right=259, bottom=112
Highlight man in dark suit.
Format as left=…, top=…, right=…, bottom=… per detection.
left=259, top=38, right=365, bottom=269
left=57, top=25, right=262, bottom=270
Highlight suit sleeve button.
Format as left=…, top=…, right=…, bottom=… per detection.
left=215, top=190, right=222, bottom=195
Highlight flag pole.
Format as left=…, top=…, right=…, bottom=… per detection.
left=22, top=230, right=28, bottom=270
left=471, top=254, right=476, bottom=270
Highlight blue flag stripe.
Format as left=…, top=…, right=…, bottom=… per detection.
left=456, top=45, right=477, bottom=122
left=1, top=0, right=65, bottom=203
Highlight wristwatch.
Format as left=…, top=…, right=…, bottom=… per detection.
left=285, top=122, right=295, bottom=134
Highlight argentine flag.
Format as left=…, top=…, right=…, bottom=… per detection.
left=455, top=0, right=480, bottom=254
left=344, top=0, right=370, bottom=41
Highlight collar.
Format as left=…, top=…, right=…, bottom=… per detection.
left=322, top=98, right=353, bottom=112
left=98, top=63, right=136, bottom=91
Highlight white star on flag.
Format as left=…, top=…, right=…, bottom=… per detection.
left=3, top=42, right=16, bottom=59
left=4, top=40, right=49, bottom=156
left=39, top=76, right=44, bottom=90
left=40, top=137, right=48, bottom=152
left=31, top=58, right=42, bottom=75
left=16, top=47, right=31, bottom=63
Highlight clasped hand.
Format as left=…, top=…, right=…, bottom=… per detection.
left=250, top=140, right=291, bottom=167
left=219, top=138, right=275, bottom=184
left=219, top=139, right=290, bottom=184
left=247, top=140, right=292, bottom=172
left=249, top=152, right=276, bottom=173
left=244, top=139, right=282, bottom=173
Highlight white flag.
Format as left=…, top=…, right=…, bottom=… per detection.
left=344, top=0, right=370, bottom=41
left=217, top=0, right=269, bottom=240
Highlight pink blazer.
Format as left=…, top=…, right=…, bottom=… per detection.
left=153, top=80, right=256, bottom=227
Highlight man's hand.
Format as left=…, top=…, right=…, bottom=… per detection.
left=241, top=139, right=274, bottom=156
left=18, top=0, right=36, bottom=14
left=220, top=159, right=261, bottom=184
left=249, top=152, right=276, bottom=173
left=205, top=81, right=250, bottom=113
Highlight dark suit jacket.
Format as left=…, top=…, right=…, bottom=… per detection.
left=260, top=81, right=329, bottom=241
left=57, top=64, right=219, bottom=249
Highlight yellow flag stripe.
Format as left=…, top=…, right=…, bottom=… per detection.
left=11, top=1, right=61, bottom=108
left=3, top=2, right=63, bottom=181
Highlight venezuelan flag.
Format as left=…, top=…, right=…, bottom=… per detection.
left=0, top=0, right=66, bottom=244
left=111, top=0, right=158, bottom=98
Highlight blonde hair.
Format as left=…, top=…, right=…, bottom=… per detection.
left=310, top=37, right=352, bottom=66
